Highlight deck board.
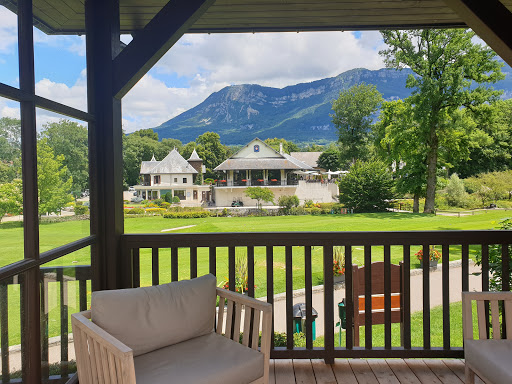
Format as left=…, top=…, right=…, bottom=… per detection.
left=271, top=359, right=472, bottom=384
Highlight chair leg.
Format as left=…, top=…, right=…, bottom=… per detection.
left=465, top=365, right=475, bottom=384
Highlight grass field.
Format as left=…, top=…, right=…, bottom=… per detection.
left=1, top=211, right=509, bottom=346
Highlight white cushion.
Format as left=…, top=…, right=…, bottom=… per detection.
left=91, top=274, right=216, bottom=356
left=465, top=339, right=512, bottom=383
left=134, top=332, right=264, bottom=384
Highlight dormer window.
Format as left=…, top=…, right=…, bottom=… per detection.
left=153, top=175, right=160, bottom=184
left=183, top=177, right=187, bottom=183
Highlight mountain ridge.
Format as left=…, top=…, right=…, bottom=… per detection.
left=151, top=65, right=512, bottom=145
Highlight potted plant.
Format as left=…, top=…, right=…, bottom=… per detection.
left=333, top=246, right=345, bottom=284
left=415, top=245, right=441, bottom=267
left=221, top=252, right=256, bottom=294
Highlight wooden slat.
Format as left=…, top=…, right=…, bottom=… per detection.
left=349, top=359, right=379, bottom=384
left=41, top=279, right=49, bottom=380
left=209, top=247, right=216, bottom=276
left=60, top=276, right=69, bottom=377
left=305, top=246, right=313, bottom=349
left=442, top=244, right=450, bottom=350
left=331, top=359, right=358, bottom=384
left=423, top=359, right=464, bottom=384
left=477, top=301, right=486, bottom=339
left=233, top=302, right=242, bottom=341
left=481, top=244, right=490, bottom=339
left=79, top=279, right=87, bottom=311
left=171, top=247, right=178, bottom=282
left=248, top=246, right=255, bottom=297
left=310, top=359, right=336, bottom=383
left=107, top=351, right=118, bottom=383
left=323, top=245, right=335, bottom=364
left=405, top=359, right=442, bottom=384
left=491, top=300, right=500, bottom=339
left=403, top=245, right=412, bottom=349
left=251, top=309, right=261, bottom=350
left=190, top=246, right=197, bottom=279
left=285, top=246, right=293, bottom=350
left=364, top=245, right=372, bottom=349
left=242, top=307, right=252, bottom=346
left=266, top=246, right=275, bottom=350
left=442, top=359, right=466, bottom=382
left=0, top=283, right=9, bottom=381
left=386, top=359, right=421, bottom=384
left=345, top=246, right=353, bottom=349
left=367, top=359, right=400, bottom=384
left=462, top=244, right=469, bottom=292
left=216, top=296, right=225, bottom=334
left=152, top=248, right=159, bottom=285
left=274, top=359, right=295, bottom=384
left=225, top=300, right=234, bottom=339
left=229, top=246, right=236, bottom=291
left=132, top=248, right=140, bottom=288
left=506, top=300, right=512, bottom=340
left=422, top=244, right=431, bottom=350
left=292, top=359, right=316, bottom=384
left=269, top=360, right=276, bottom=384
left=384, top=245, right=392, bottom=350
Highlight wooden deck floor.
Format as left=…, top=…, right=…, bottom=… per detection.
left=270, top=359, right=483, bottom=384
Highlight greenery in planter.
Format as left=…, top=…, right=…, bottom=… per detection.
left=333, top=246, right=345, bottom=276
left=415, top=245, right=441, bottom=263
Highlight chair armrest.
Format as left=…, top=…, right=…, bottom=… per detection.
left=216, top=287, right=272, bottom=313
left=72, top=310, right=136, bottom=384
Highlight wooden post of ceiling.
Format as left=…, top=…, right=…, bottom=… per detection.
left=85, top=0, right=126, bottom=290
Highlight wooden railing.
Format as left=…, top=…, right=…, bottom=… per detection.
left=121, top=230, right=512, bottom=363
left=0, top=265, right=91, bottom=383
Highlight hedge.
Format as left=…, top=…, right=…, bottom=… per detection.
left=163, top=211, right=211, bottom=219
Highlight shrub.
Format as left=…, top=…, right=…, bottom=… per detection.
left=289, top=206, right=307, bottom=215
left=163, top=211, right=211, bottom=219
left=152, top=198, right=164, bottom=207
left=272, top=332, right=307, bottom=347
left=278, top=194, right=300, bottom=214
left=338, top=160, right=395, bottom=212
left=160, top=202, right=171, bottom=209
left=172, top=196, right=181, bottom=204
left=125, top=207, right=145, bottom=215
left=74, top=204, right=89, bottom=215
left=445, top=173, right=469, bottom=207
left=305, top=207, right=322, bottom=215
left=304, top=200, right=314, bottom=208
left=145, top=207, right=166, bottom=215
left=164, top=192, right=173, bottom=203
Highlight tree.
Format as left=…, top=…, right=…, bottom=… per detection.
left=277, top=194, right=300, bottom=214
left=444, top=173, right=469, bottom=207
left=123, top=134, right=162, bottom=186
left=465, top=171, right=511, bottom=206
left=132, top=128, right=159, bottom=141
left=37, top=138, right=73, bottom=216
left=331, top=83, right=383, bottom=166
left=0, top=117, right=21, bottom=162
left=196, top=132, right=228, bottom=176
left=380, top=29, right=504, bottom=213
left=40, top=120, right=89, bottom=192
left=317, top=144, right=341, bottom=171
left=264, top=138, right=299, bottom=154
left=337, top=160, right=395, bottom=212
left=244, top=187, right=274, bottom=211
left=0, top=179, right=23, bottom=222
left=160, top=138, right=183, bottom=154
left=180, top=141, right=197, bottom=161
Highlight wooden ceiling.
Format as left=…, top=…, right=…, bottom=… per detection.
left=2, top=0, right=504, bottom=35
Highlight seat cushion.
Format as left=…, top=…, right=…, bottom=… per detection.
left=91, top=274, right=216, bottom=356
left=134, top=332, right=264, bottom=384
left=465, top=339, right=512, bottom=382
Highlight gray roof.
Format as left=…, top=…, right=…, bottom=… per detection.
left=282, top=154, right=314, bottom=170
left=188, top=149, right=202, bottom=161
left=214, top=157, right=312, bottom=171
left=290, top=152, right=322, bottom=168
left=141, top=149, right=197, bottom=174
left=140, top=160, right=159, bottom=174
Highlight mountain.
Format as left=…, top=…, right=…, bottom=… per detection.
left=152, top=66, right=512, bottom=145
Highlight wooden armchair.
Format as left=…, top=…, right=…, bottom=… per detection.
left=71, top=274, right=272, bottom=384
left=462, top=291, right=512, bottom=384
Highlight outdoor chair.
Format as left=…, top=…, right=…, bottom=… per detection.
left=71, top=274, right=272, bottom=384
left=462, top=291, right=512, bottom=384
left=351, top=261, right=404, bottom=346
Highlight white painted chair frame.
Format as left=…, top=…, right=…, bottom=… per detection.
left=71, top=287, right=272, bottom=384
left=462, top=291, right=512, bottom=384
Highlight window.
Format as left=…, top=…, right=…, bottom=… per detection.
left=174, top=177, right=177, bottom=183
left=154, top=175, right=161, bottom=184
left=183, top=177, right=187, bottom=183
left=174, top=190, right=186, bottom=200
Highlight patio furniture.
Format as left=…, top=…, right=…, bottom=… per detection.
left=462, top=291, right=512, bottom=384
left=71, top=274, right=272, bottom=384
left=351, top=262, right=404, bottom=346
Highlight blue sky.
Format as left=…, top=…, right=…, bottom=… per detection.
left=0, top=6, right=387, bottom=132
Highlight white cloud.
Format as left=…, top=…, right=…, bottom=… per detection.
left=0, top=7, right=17, bottom=54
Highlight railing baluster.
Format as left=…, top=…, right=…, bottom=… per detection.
left=190, top=247, right=197, bottom=279
left=305, top=246, right=313, bottom=349
left=462, top=244, right=469, bottom=292
left=403, top=245, right=411, bottom=350
left=364, top=245, right=372, bottom=349
left=384, top=245, right=391, bottom=350
left=345, top=246, right=353, bottom=350
left=285, top=246, right=293, bottom=350
left=0, top=283, right=9, bottom=382
left=442, top=244, right=450, bottom=350
left=323, top=244, right=334, bottom=364
left=266, top=246, right=274, bottom=350
left=503, top=244, right=510, bottom=338
left=41, top=277, right=49, bottom=380
left=133, top=248, right=140, bottom=288
left=229, top=247, right=235, bottom=291
left=248, top=246, right=255, bottom=298
left=171, top=247, right=178, bottom=282
left=481, top=244, right=490, bottom=339
left=59, top=269, right=69, bottom=378
left=209, top=247, right=216, bottom=276
left=422, top=244, right=430, bottom=350
left=152, top=248, right=159, bottom=285
left=79, top=279, right=87, bottom=311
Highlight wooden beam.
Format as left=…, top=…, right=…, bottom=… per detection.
left=112, top=0, right=215, bottom=99
left=444, top=0, right=512, bottom=66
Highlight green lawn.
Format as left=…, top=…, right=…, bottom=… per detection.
left=0, top=211, right=509, bottom=346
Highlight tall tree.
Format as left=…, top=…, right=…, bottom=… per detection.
left=0, top=179, right=23, bottom=222
left=40, top=120, right=89, bottom=192
left=0, top=117, right=21, bottom=162
left=380, top=29, right=504, bottom=213
left=132, top=128, right=159, bottom=141
left=37, top=138, right=73, bottom=216
left=331, top=83, right=383, bottom=166
left=123, top=134, right=162, bottom=186
left=264, top=138, right=299, bottom=154
left=196, top=132, right=228, bottom=173
left=317, top=143, right=341, bottom=171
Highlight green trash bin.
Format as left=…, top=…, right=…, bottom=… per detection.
left=292, top=303, right=318, bottom=340
left=336, top=299, right=346, bottom=346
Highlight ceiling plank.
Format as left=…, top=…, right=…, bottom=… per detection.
left=112, top=0, right=215, bottom=99
left=444, top=0, right=512, bottom=66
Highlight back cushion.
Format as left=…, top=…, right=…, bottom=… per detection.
left=91, top=274, right=216, bottom=356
